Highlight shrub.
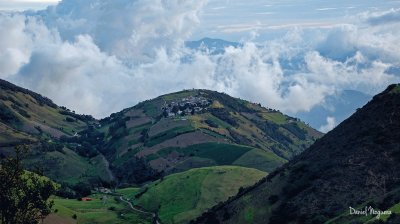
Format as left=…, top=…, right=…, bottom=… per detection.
left=205, top=119, right=219, bottom=128
left=65, top=117, right=75, bottom=122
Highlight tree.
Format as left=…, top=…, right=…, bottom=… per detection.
left=172, top=105, right=179, bottom=114
left=0, top=145, right=58, bottom=224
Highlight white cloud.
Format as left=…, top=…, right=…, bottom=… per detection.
left=0, top=1, right=399, bottom=121
left=319, top=116, right=336, bottom=133
left=38, top=0, right=206, bottom=63
left=316, top=8, right=337, bottom=11
left=363, top=8, right=400, bottom=26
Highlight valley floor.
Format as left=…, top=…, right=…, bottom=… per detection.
left=45, top=189, right=153, bottom=224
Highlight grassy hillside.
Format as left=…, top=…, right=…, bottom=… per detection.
left=0, top=79, right=111, bottom=188
left=0, top=79, right=90, bottom=143
left=194, top=84, right=400, bottom=224
left=134, top=166, right=266, bottom=224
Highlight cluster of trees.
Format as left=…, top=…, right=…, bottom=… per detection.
left=0, top=102, right=20, bottom=125
left=282, top=123, right=307, bottom=140
left=60, top=127, right=104, bottom=158
left=59, top=109, right=95, bottom=122
left=0, top=146, right=58, bottom=224
left=207, top=91, right=254, bottom=112
left=56, top=182, right=91, bottom=199
left=210, top=108, right=238, bottom=127
left=228, top=128, right=252, bottom=145
left=108, top=118, right=128, bottom=139
left=253, top=120, right=293, bottom=146
left=74, top=142, right=99, bottom=158
left=114, top=157, right=162, bottom=184
left=57, top=178, right=117, bottom=199
left=40, top=141, right=64, bottom=153
left=204, top=119, right=219, bottom=128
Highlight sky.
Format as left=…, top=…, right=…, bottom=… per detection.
left=0, top=0, right=59, bottom=11
left=0, top=0, right=399, bottom=132
left=197, top=0, right=400, bottom=40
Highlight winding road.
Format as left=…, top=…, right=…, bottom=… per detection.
left=119, top=196, right=160, bottom=224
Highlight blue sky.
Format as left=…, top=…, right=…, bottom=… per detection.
left=196, top=0, right=400, bottom=40
left=2, top=0, right=399, bottom=40
left=0, top=0, right=399, bottom=131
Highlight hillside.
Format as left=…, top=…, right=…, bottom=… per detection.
left=0, top=79, right=321, bottom=195
left=194, top=84, right=400, bottom=224
left=134, top=166, right=266, bottom=224
left=47, top=190, right=152, bottom=224
left=46, top=166, right=265, bottom=224
left=98, top=89, right=322, bottom=184
left=0, top=79, right=112, bottom=187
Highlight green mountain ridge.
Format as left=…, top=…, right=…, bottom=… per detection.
left=194, top=84, right=400, bottom=224
left=97, top=88, right=322, bottom=185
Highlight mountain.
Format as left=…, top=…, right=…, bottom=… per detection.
left=0, top=79, right=87, bottom=145
left=98, top=89, right=322, bottom=185
left=0, top=79, right=321, bottom=193
left=0, top=79, right=113, bottom=188
left=194, top=84, right=400, bottom=224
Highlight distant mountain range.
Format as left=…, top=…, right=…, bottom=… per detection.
left=185, top=38, right=241, bottom=54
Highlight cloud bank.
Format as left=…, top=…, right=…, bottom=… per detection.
left=0, top=0, right=399, bottom=133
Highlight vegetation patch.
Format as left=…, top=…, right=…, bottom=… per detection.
left=144, top=126, right=196, bottom=147
left=52, top=193, right=152, bottom=224
left=233, top=148, right=287, bottom=172
left=260, top=111, right=287, bottom=124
